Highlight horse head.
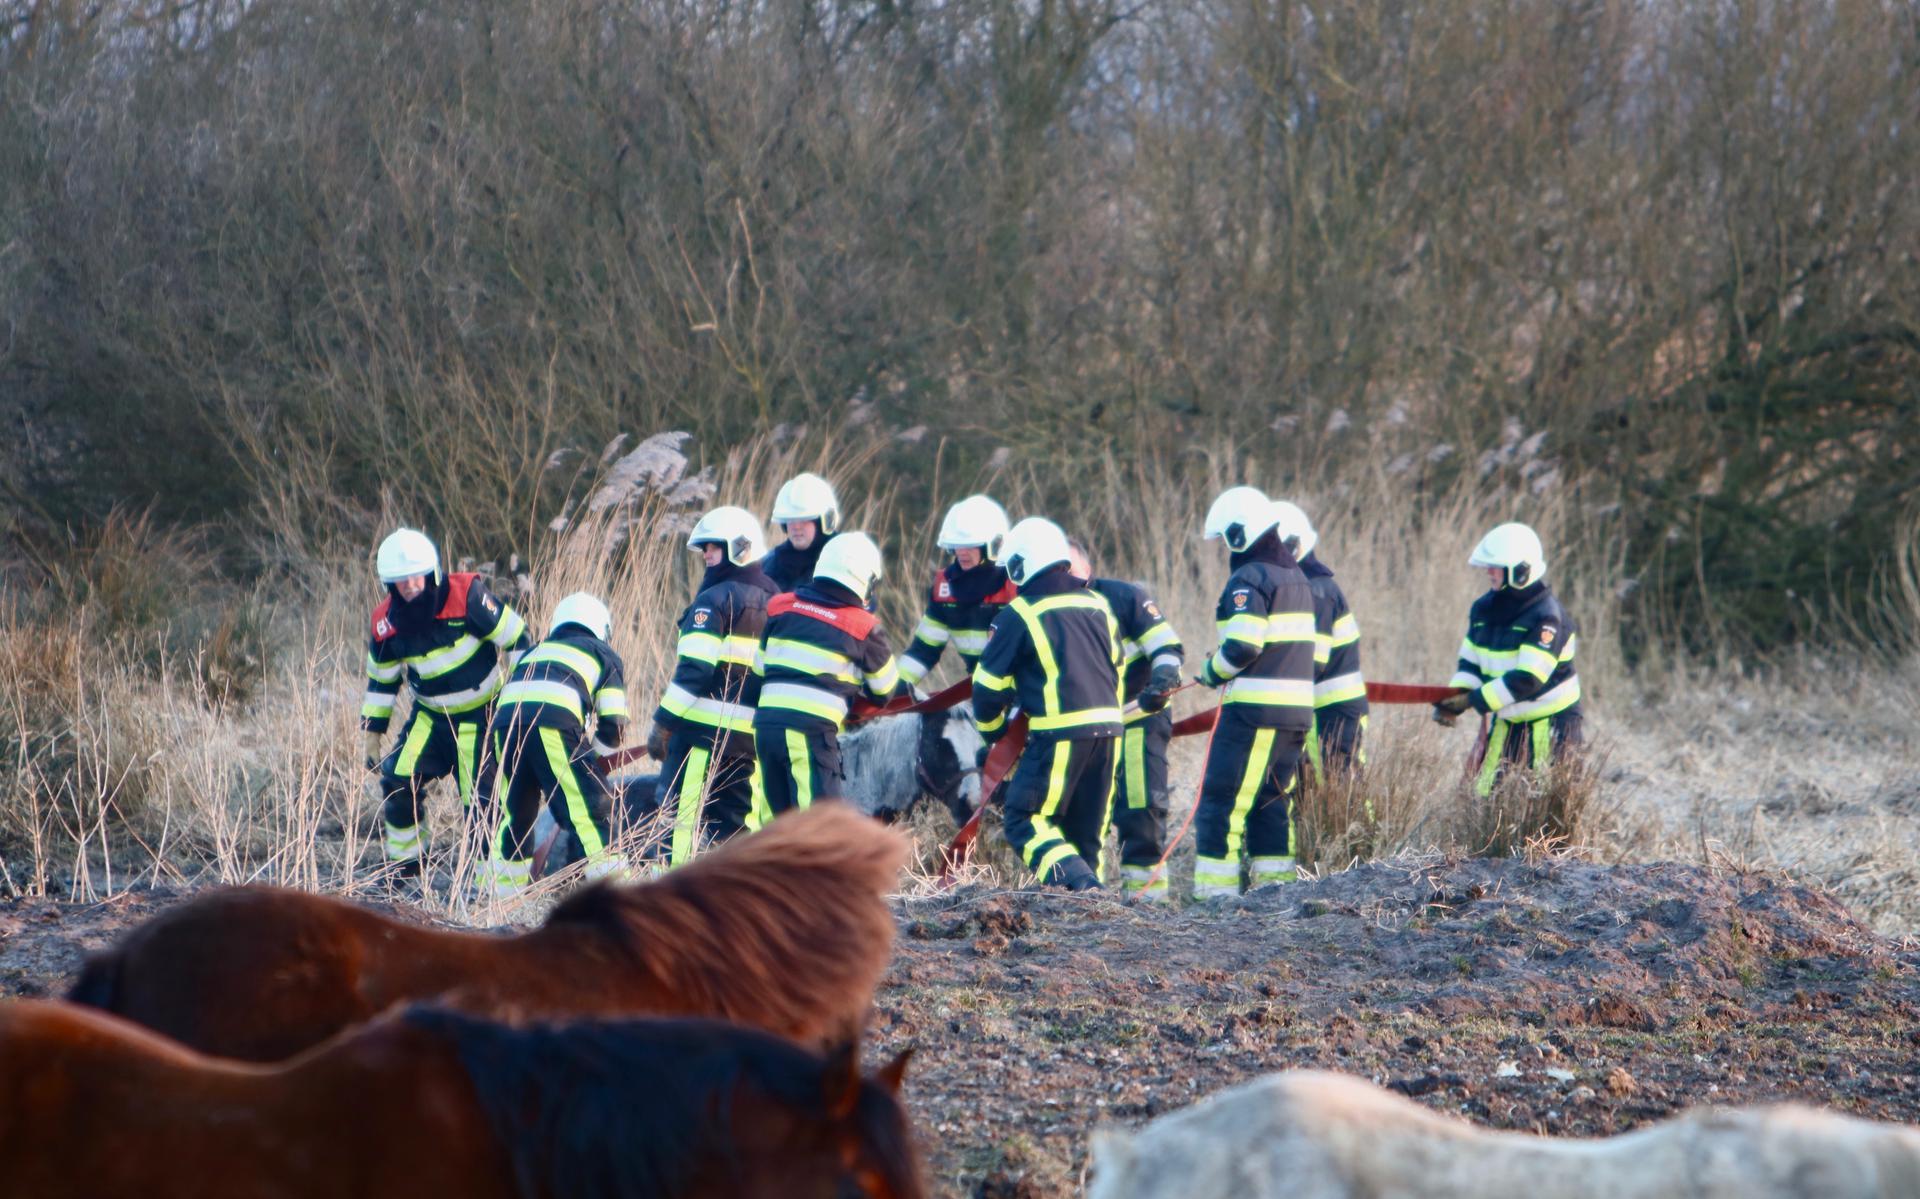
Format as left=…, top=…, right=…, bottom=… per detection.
left=914, top=708, right=982, bottom=825
left=723, top=1037, right=925, bottom=1199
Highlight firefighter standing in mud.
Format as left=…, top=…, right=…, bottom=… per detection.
left=647, top=506, right=778, bottom=865
left=896, top=494, right=1017, bottom=690
left=760, top=471, right=841, bottom=593
left=1191, top=488, right=1318, bottom=899
left=480, top=592, right=630, bottom=896
left=1065, top=537, right=1184, bottom=901
left=972, top=517, right=1122, bottom=892
left=1433, top=522, right=1583, bottom=794
left=1271, top=501, right=1370, bottom=786
left=361, top=527, right=530, bottom=882
left=750, top=532, right=906, bottom=814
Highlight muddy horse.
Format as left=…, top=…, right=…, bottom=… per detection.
left=68, top=804, right=908, bottom=1061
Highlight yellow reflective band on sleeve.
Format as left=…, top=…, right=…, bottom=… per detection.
left=1139, top=622, right=1181, bottom=656
left=974, top=669, right=1015, bottom=693
left=1515, top=644, right=1558, bottom=681
left=1314, top=631, right=1332, bottom=666
left=1449, top=669, right=1484, bottom=689
left=1329, top=613, right=1360, bottom=647
left=522, top=641, right=604, bottom=691
left=976, top=708, right=1007, bottom=735
left=489, top=606, right=528, bottom=647
left=366, top=653, right=404, bottom=684
left=1219, top=613, right=1266, bottom=644
left=676, top=631, right=725, bottom=665
left=361, top=690, right=397, bottom=719
left=865, top=658, right=901, bottom=698
left=910, top=616, right=952, bottom=646
left=595, top=686, right=628, bottom=717
left=1480, top=679, right=1516, bottom=712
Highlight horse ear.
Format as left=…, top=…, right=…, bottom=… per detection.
left=823, top=1037, right=862, bottom=1119
left=873, top=1046, right=914, bottom=1095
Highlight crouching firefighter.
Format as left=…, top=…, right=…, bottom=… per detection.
left=751, top=532, right=905, bottom=814
left=480, top=592, right=630, bottom=896
left=361, top=528, right=530, bottom=881
left=1066, top=538, right=1184, bottom=902
left=648, top=506, right=776, bottom=866
left=1272, top=501, right=1370, bottom=785
left=972, top=518, right=1122, bottom=892
left=1433, top=522, right=1583, bottom=795
left=897, top=494, right=1016, bottom=690
left=1192, top=488, right=1316, bottom=899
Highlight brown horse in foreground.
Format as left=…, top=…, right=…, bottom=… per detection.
left=0, top=998, right=923, bottom=1199
left=68, top=803, right=908, bottom=1061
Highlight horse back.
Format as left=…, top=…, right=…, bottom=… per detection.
left=76, top=885, right=499, bottom=1062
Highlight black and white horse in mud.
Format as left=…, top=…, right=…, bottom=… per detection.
left=534, top=707, right=982, bottom=872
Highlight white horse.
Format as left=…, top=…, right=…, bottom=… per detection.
left=1089, top=1070, right=1920, bottom=1199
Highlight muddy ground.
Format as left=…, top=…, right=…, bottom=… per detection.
left=6, top=857, right=1920, bottom=1198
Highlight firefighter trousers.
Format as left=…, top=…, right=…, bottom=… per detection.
left=377, top=705, right=497, bottom=863
left=1305, top=712, right=1367, bottom=785
left=754, top=724, right=846, bottom=817
left=1474, top=709, right=1584, bottom=798
left=1002, top=733, right=1116, bottom=892
left=1193, top=712, right=1306, bottom=898
left=1111, top=713, right=1171, bottom=897
left=484, top=723, right=621, bottom=893
left=660, top=727, right=764, bottom=867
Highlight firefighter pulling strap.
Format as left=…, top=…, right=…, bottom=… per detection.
left=939, top=680, right=1467, bottom=890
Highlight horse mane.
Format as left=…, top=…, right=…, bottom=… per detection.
left=403, top=1006, right=918, bottom=1199
left=542, top=804, right=909, bottom=1036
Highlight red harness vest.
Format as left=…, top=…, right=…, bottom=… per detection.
left=371, top=573, right=477, bottom=642
left=767, top=592, right=877, bottom=640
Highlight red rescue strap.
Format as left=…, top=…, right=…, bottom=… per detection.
left=596, top=678, right=974, bottom=774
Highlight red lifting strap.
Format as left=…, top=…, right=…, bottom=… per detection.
left=1169, top=681, right=1464, bottom=740
left=597, top=679, right=974, bottom=774
left=938, top=716, right=1027, bottom=883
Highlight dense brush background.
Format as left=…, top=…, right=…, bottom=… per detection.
left=2, top=0, right=1916, bottom=921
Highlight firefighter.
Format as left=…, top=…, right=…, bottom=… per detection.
left=1433, top=522, right=1583, bottom=795
left=1191, top=487, right=1317, bottom=899
left=751, top=532, right=904, bottom=814
left=480, top=592, right=630, bottom=896
left=972, top=517, right=1122, bottom=892
left=761, top=471, right=841, bottom=593
left=361, top=527, right=530, bottom=881
left=647, top=505, right=777, bottom=865
left=1272, top=501, right=1370, bottom=784
left=1065, top=537, right=1184, bottom=901
left=897, top=494, right=1016, bottom=689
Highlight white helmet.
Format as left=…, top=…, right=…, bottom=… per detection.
left=1470, top=521, right=1548, bottom=588
left=771, top=471, right=840, bottom=535
left=550, top=592, right=613, bottom=641
left=376, top=528, right=440, bottom=583
left=812, top=532, right=884, bottom=603
left=936, top=494, right=1011, bottom=559
left=1203, top=486, right=1279, bottom=552
left=687, top=505, right=767, bottom=567
left=1000, top=517, right=1073, bottom=587
left=1271, top=500, right=1318, bottom=560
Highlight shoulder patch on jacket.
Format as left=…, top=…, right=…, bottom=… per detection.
left=1537, top=623, right=1558, bottom=647
left=1232, top=589, right=1250, bottom=609
left=691, top=608, right=712, bottom=628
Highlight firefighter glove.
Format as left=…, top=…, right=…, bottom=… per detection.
left=1431, top=703, right=1459, bottom=728
left=1137, top=664, right=1182, bottom=713
left=645, top=722, right=671, bottom=759
left=1437, top=690, right=1476, bottom=715
left=362, top=731, right=385, bottom=771
left=1198, top=660, right=1224, bottom=689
